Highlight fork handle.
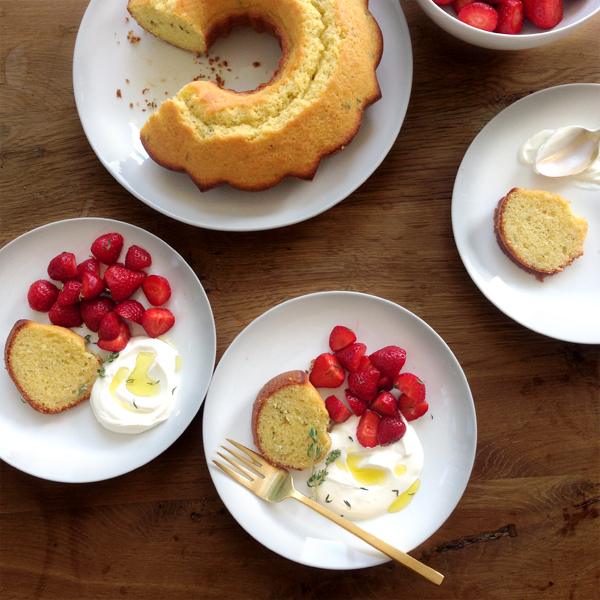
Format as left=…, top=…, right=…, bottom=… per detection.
left=290, top=490, right=444, bottom=585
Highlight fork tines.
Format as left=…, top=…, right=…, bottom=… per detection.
left=214, top=439, right=266, bottom=483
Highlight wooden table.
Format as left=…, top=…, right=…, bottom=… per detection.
left=1, top=1, right=599, bottom=598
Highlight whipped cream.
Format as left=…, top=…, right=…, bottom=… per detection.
left=315, top=415, right=424, bottom=521
left=91, top=336, right=181, bottom=434
left=519, top=128, right=600, bottom=190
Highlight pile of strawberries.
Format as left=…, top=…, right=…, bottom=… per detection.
left=434, top=0, right=567, bottom=34
left=309, top=326, right=428, bottom=450
left=27, top=232, right=175, bottom=352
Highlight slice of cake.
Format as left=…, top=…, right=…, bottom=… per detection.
left=251, top=370, right=331, bottom=470
left=5, top=320, right=100, bottom=414
left=494, top=188, right=588, bottom=281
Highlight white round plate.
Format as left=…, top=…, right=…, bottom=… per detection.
left=73, top=0, right=412, bottom=231
left=203, top=292, right=476, bottom=569
left=0, top=218, right=216, bottom=483
left=452, top=84, right=600, bottom=344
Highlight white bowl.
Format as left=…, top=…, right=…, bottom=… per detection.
left=414, top=0, right=600, bottom=49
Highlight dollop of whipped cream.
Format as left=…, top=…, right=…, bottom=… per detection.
left=91, top=336, right=181, bottom=434
left=315, top=415, right=424, bottom=521
left=519, top=128, right=600, bottom=190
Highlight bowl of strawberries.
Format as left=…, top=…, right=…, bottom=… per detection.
left=414, top=0, right=600, bottom=49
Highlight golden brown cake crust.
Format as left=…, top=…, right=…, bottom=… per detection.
left=251, top=370, right=331, bottom=470
left=129, top=0, right=383, bottom=192
left=5, top=319, right=100, bottom=414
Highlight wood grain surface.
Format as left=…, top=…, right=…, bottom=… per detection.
left=1, top=0, right=599, bottom=599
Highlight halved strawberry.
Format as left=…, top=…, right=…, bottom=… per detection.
left=76, top=257, right=100, bottom=282
left=369, top=346, right=407, bottom=381
left=27, top=280, right=59, bottom=312
left=522, top=0, right=562, bottom=28
left=348, top=369, right=380, bottom=402
left=91, top=233, right=124, bottom=265
left=98, top=311, right=121, bottom=341
left=377, top=376, right=393, bottom=391
left=104, top=265, right=146, bottom=303
left=394, top=373, right=426, bottom=405
left=345, top=389, right=369, bottom=417
left=142, top=274, right=172, bottom=306
left=81, top=296, right=115, bottom=332
left=97, top=320, right=131, bottom=352
left=57, top=280, right=83, bottom=306
left=370, top=391, right=399, bottom=417
left=80, top=272, right=105, bottom=301
left=458, top=2, right=499, bottom=31
left=141, top=308, right=175, bottom=338
left=334, top=342, right=366, bottom=373
left=114, top=299, right=145, bottom=324
left=356, top=410, right=380, bottom=449
left=398, top=395, right=429, bottom=421
left=496, top=0, right=524, bottom=33
left=325, top=395, right=352, bottom=423
left=309, top=353, right=345, bottom=388
left=47, top=252, right=78, bottom=282
left=453, top=0, right=475, bottom=11
left=125, top=244, right=152, bottom=271
left=328, top=325, right=356, bottom=352
left=358, top=355, right=375, bottom=371
left=49, top=301, right=83, bottom=328
left=378, top=416, right=407, bottom=446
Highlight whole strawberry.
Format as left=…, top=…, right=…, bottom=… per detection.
left=104, top=265, right=146, bottom=303
left=49, top=301, right=83, bottom=328
left=378, top=416, right=407, bottom=446
left=27, top=280, right=60, bottom=312
left=348, top=369, right=380, bottom=402
left=81, top=296, right=115, bottom=332
left=76, top=257, right=101, bottom=282
left=125, top=244, right=152, bottom=271
left=47, top=252, right=78, bottom=282
left=57, top=280, right=83, bottom=306
left=91, top=233, right=124, bottom=265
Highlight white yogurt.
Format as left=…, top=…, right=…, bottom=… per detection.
left=91, top=336, right=181, bottom=434
left=315, top=415, right=424, bottom=521
left=519, top=128, right=600, bottom=190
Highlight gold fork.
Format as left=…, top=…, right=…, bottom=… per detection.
left=214, top=439, right=444, bottom=585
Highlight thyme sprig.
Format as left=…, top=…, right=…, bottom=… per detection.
left=306, top=427, right=340, bottom=498
left=97, top=352, right=120, bottom=377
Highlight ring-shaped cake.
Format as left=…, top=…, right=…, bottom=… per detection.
left=128, top=0, right=383, bottom=192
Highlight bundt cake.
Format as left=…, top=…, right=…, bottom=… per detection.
left=4, top=320, right=100, bottom=414
left=494, top=188, right=588, bottom=281
left=127, top=0, right=383, bottom=191
left=251, top=370, right=331, bottom=470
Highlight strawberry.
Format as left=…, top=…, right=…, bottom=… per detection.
left=47, top=252, right=78, bottom=282
left=522, top=0, right=561, bottom=28
left=370, top=391, right=399, bottom=417
left=496, top=0, right=524, bottom=33
left=432, top=0, right=454, bottom=4
left=142, top=274, right=172, bottom=306
left=81, top=296, right=115, bottom=332
left=309, top=353, right=345, bottom=388
left=27, top=280, right=59, bottom=312
left=378, top=416, right=407, bottom=446
left=76, top=257, right=100, bottom=282
left=377, top=376, right=393, bottom=391
left=356, top=410, right=380, bottom=449
left=348, top=369, right=380, bottom=402
left=91, top=233, right=124, bottom=265
left=98, top=311, right=121, bottom=341
left=97, top=320, right=131, bottom=352
left=141, top=307, right=175, bottom=338
left=345, top=389, right=369, bottom=417
left=369, top=346, right=406, bottom=381
left=325, top=395, right=352, bottom=423
left=125, top=244, right=152, bottom=271
left=358, top=355, right=375, bottom=371
left=114, top=299, right=145, bottom=324
left=328, top=325, right=356, bottom=352
left=334, top=342, right=366, bottom=373
left=398, top=395, right=429, bottom=421
left=453, top=0, right=475, bottom=11
left=104, top=265, right=146, bottom=302
left=48, top=301, right=83, bottom=328
left=57, top=280, right=83, bottom=306
left=394, top=373, right=426, bottom=405
left=80, top=272, right=105, bottom=301
left=458, top=2, right=499, bottom=31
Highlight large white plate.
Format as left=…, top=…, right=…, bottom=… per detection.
left=452, top=84, right=600, bottom=344
left=0, top=218, right=216, bottom=483
left=73, top=0, right=412, bottom=231
left=203, top=292, right=476, bottom=569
